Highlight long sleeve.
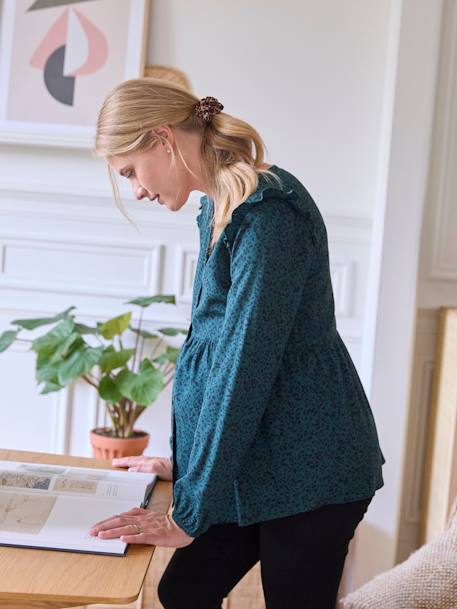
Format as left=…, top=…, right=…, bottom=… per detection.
left=171, top=197, right=316, bottom=537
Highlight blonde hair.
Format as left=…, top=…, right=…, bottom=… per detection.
left=94, top=77, right=282, bottom=248
left=144, top=64, right=193, bottom=93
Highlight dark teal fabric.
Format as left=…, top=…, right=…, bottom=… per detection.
left=170, top=164, right=386, bottom=538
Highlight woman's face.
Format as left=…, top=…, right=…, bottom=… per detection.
left=106, top=126, right=205, bottom=212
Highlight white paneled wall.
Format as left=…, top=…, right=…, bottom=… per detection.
left=417, top=0, right=457, bottom=303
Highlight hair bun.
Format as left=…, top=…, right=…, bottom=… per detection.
left=193, top=96, right=224, bottom=124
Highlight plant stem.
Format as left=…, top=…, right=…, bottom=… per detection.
left=118, top=398, right=128, bottom=437
left=163, top=362, right=174, bottom=376
left=106, top=403, right=120, bottom=436
left=150, top=336, right=163, bottom=360
left=131, top=405, right=146, bottom=427
left=137, top=335, right=145, bottom=369
left=133, top=308, right=144, bottom=374
left=82, top=374, right=99, bottom=389
left=94, top=334, right=105, bottom=347
left=163, top=376, right=174, bottom=390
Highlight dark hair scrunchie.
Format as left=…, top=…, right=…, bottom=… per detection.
left=193, top=96, right=224, bottom=124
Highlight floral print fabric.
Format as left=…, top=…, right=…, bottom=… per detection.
left=170, top=165, right=386, bottom=538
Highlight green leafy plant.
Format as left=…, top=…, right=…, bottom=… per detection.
left=0, top=294, right=188, bottom=438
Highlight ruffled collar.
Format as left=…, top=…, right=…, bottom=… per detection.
left=195, top=164, right=318, bottom=249
left=198, top=165, right=281, bottom=213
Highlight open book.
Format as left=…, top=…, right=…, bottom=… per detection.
left=0, top=460, right=157, bottom=556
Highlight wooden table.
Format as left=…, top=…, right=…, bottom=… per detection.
left=0, top=448, right=172, bottom=609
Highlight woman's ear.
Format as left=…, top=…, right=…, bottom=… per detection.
left=152, top=125, right=174, bottom=147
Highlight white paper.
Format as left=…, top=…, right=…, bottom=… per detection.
left=0, top=460, right=158, bottom=556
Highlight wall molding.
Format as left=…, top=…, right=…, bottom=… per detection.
left=52, top=387, right=71, bottom=455
left=0, top=179, right=372, bottom=236
left=0, top=233, right=163, bottom=299
left=174, top=245, right=199, bottom=306
left=428, top=0, right=457, bottom=280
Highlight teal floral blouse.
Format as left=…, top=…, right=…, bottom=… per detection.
left=169, top=164, right=386, bottom=538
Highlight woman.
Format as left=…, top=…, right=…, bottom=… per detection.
left=89, top=78, right=386, bottom=609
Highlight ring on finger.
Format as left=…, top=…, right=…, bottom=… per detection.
left=132, top=523, right=144, bottom=534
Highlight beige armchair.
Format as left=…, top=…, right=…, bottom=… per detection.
left=339, top=496, right=457, bottom=609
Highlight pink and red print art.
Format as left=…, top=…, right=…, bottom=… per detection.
left=0, top=0, right=149, bottom=147
left=29, top=0, right=108, bottom=107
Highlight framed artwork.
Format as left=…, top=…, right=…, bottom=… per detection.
left=0, top=0, right=150, bottom=149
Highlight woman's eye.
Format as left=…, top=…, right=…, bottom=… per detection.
left=125, top=170, right=134, bottom=179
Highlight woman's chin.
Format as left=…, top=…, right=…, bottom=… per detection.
left=168, top=198, right=189, bottom=212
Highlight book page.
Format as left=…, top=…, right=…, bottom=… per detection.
left=0, top=460, right=159, bottom=555
left=0, top=489, right=136, bottom=555
left=0, top=491, right=56, bottom=534
left=13, top=461, right=155, bottom=485
left=0, top=461, right=157, bottom=504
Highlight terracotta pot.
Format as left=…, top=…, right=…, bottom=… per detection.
left=90, top=427, right=150, bottom=459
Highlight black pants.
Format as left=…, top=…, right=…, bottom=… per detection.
left=158, top=496, right=373, bottom=609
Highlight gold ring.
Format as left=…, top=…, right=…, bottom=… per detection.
left=133, top=523, right=143, bottom=534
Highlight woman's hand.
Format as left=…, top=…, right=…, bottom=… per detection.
left=112, top=455, right=173, bottom=481
left=88, top=507, right=194, bottom=548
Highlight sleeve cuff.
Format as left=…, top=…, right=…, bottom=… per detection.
left=171, top=507, right=208, bottom=538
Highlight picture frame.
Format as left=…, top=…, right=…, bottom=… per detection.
left=0, top=0, right=150, bottom=149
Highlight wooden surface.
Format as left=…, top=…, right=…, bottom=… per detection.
left=0, top=449, right=172, bottom=609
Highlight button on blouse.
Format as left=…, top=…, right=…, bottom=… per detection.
left=169, top=164, right=386, bottom=538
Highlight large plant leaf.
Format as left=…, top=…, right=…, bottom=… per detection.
left=36, top=363, right=60, bottom=384
left=31, top=319, right=75, bottom=358
left=98, top=313, right=132, bottom=340
left=11, top=306, right=76, bottom=330
left=99, top=375, right=123, bottom=403
left=36, top=333, right=91, bottom=389
left=48, top=333, right=85, bottom=365
left=0, top=329, right=20, bottom=352
left=35, top=359, right=62, bottom=387
left=125, top=294, right=176, bottom=307
left=116, top=359, right=164, bottom=406
left=34, top=330, right=85, bottom=376
left=57, top=346, right=104, bottom=386
left=100, top=346, right=134, bottom=373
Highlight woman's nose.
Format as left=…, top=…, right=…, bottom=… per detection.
left=134, top=184, right=148, bottom=200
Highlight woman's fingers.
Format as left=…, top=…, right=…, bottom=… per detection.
left=97, top=522, right=143, bottom=539
left=120, top=532, right=150, bottom=544
left=89, top=513, right=133, bottom=535
left=111, top=456, right=171, bottom=477
left=127, top=464, right=152, bottom=472
left=112, top=455, right=149, bottom=467
left=89, top=509, right=147, bottom=535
